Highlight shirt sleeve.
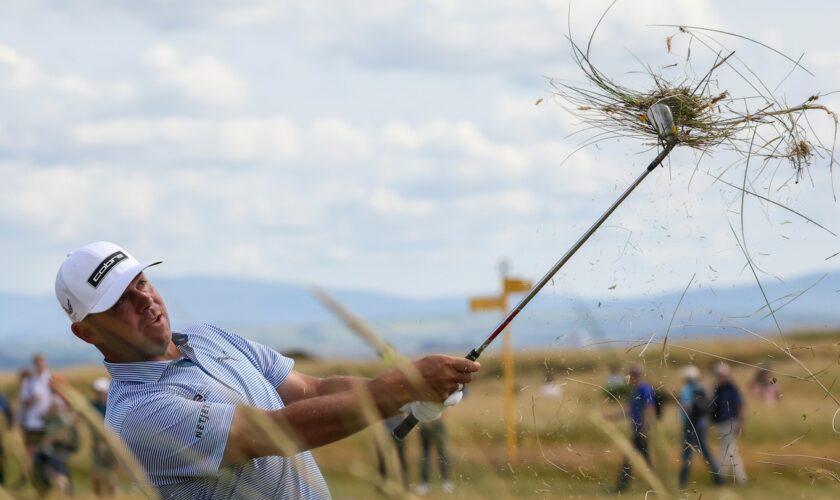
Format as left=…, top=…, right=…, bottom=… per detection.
left=119, top=391, right=236, bottom=479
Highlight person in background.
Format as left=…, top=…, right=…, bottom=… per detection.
left=677, top=365, right=722, bottom=488
left=376, top=414, right=409, bottom=494
left=90, top=377, right=117, bottom=498
left=0, top=390, right=12, bottom=484
left=32, top=375, right=79, bottom=497
left=539, top=370, right=563, bottom=398
left=605, top=361, right=626, bottom=396
left=748, top=363, right=780, bottom=407
left=710, top=362, right=747, bottom=485
left=416, top=418, right=453, bottom=496
left=612, top=365, right=657, bottom=493
left=19, top=354, right=53, bottom=464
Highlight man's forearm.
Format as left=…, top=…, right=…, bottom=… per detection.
left=316, top=375, right=371, bottom=396
left=227, top=372, right=410, bottom=464
left=225, top=354, right=479, bottom=465
left=284, top=373, right=406, bottom=447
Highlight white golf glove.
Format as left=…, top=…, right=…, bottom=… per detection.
left=401, top=385, right=464, bottom=423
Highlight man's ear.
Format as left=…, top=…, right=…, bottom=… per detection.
left=71, top=321, right=98, bottom=345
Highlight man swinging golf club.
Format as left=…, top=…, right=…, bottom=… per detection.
left=55, top=241, right=479, bottom=498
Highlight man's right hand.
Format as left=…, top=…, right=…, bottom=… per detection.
left=405, top=354, right=480, bottom=403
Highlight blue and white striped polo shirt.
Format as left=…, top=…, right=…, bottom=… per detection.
left=104, top=323, right=330, bottom=499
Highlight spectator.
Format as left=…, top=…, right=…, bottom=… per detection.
left=19, top=354, right=53, bottom=458
left=376, top=414, right=409, bottom=493
left=605, top=361, right=627, bottom=396
left=90, top=377, right=117, bottom=498
left=0, top=391, right=11, bottom=484
left=748, top=363, right=780, bottom=407
left=710, top=362, right=747, bottom=485
left=539, top=370, right=563, bottom=398
left=416, top=419, right=453, bottom=495
left=612, top=365, right=657, bottom=493
left=32, top=376, right=79, bottom=496
left=677, top=365, right=722, bottom=488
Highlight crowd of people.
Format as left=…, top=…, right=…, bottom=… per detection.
left=0, top=353, right=117, bottom=497
left=607, top=360, right=760, bottom=493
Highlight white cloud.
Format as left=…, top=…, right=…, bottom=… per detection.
left=72, top=117, right=300, bottom=163
left=0, top=163, right=161, bottom=240
left=379, top=120, right=530, bottom=182
left=263, top=0, right=720, bottom=71
left=368, top=188, right=435, bottom=217
left=213, top=2, right=289, bottom=27
left=144, top=43, right=249, bottom=109
left=0, top=44, right=41, bottom=89
left=0, top=0, right=838, bottom=300
left=308, top=118, right=371, bottom=162
left=0, top=43, right=136, bottom=99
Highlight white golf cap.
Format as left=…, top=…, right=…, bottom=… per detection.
left=55, top=241, right=161, bottom=323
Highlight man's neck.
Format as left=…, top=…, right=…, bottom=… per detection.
left=101, top=341, right=182, bottom=363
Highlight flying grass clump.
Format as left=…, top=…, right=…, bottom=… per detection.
left=552, top=24, right=838, bottom=186
left=563, top=57, right=734, bottom=150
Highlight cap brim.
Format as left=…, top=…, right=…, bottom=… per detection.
left=88, top=261, right=162, bottom=315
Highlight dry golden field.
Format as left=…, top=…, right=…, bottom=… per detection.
left=0, top=331, right=838, bottom=499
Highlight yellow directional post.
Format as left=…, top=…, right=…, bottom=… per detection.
left=469, top=265, right=532, bottom=465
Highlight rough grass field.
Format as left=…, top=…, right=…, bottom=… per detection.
left=1, top=331, right=838, bottom=499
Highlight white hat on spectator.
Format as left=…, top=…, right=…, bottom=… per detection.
left=93, top=377, right=110, bottom=393
left=680, top=365, right=701, bottom=381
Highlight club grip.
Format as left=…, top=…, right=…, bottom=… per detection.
left=392, top=413, right=419, bottom=440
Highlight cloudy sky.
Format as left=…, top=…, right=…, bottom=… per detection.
left=2, top=0, right=839, bottom=302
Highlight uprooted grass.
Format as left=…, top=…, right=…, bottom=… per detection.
left=551, top=4, right=838, bottom=186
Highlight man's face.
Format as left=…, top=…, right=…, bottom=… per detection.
left=83, top=273, right=172, bottom=362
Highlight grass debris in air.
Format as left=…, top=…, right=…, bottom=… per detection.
left=551, top=15, right=838, bottom=186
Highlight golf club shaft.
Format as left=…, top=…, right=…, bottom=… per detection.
left=393, top=140, right=676, bottom=440
left=466, top=140, right=676, bottom=360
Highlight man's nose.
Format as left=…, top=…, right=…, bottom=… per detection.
left=132, top=289, right=154, bottom=310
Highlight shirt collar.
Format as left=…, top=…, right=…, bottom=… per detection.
left=103, top=331, right=191, bottom=383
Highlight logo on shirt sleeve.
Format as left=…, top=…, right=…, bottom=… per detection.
left=195, top=403, right=211, bottom=438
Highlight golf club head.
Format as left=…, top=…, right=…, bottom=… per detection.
left=646, top=103, right=675, bottom=140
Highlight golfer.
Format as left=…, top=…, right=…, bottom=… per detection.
left=55, top=241, right=479, bottom=498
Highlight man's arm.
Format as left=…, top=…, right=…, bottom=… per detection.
left=222, top=354, right=479, bottom=466
left=277, top=372, right=369, bottom=405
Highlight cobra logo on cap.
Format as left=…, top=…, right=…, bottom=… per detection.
left=87, top=251, right=128, bottom=288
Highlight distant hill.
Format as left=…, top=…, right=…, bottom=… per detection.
left=1, top=272, right=838, bottom=369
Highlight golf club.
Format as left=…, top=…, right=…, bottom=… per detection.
left=393, top=103, right=678, bottom=440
